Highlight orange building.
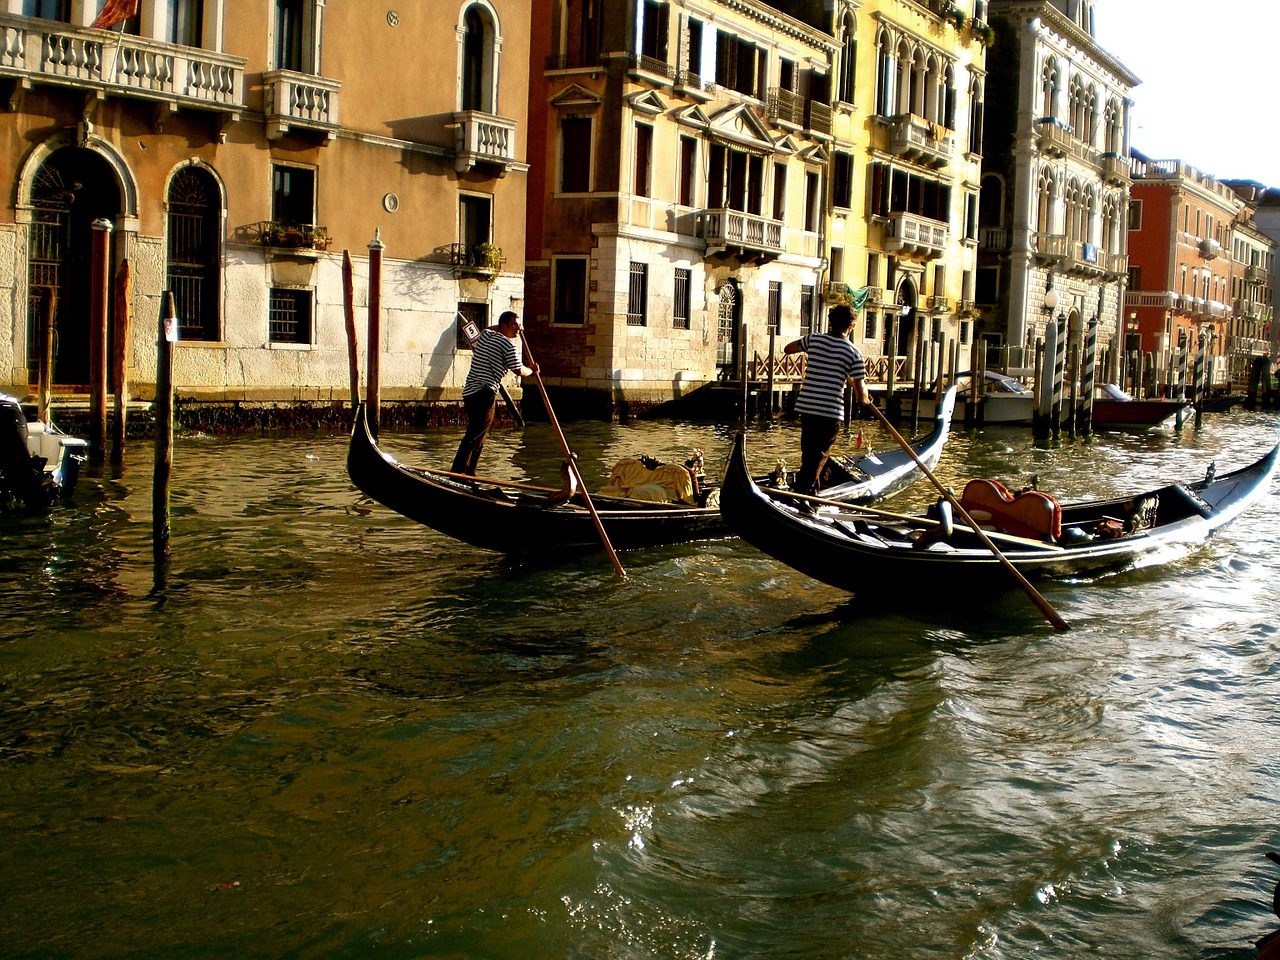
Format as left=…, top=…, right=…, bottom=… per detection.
left=1126, top=156, right=1242, bottom=393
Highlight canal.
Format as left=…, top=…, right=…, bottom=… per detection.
left=2, top=409, right=1278, bottom=958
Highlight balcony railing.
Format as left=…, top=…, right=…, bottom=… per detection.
left=263, top=68, right=340, bottom=140
left=1036, top=119, right=1071, bottom=157
left=703, top=208, right=784, bottom=256
left=979, top=226, right=1008, bottom=251
left=767, top=87, right=803, bottom=127
left=1106, top=253, right=1128, bottom=278
left=885, top=211, right=948, bottom=258
left=0, top=14, right=244, bottom=120
left=1245, top=263, right=1266, bottom=282
left=1101, top=153, right=1130, bottom=184
left=805, top=100, right=832, bottom=138
left=887, top=113, right=955, bottom=168
left=452, top=110, right=518, bottom=175
left=926, top=295, right=950, bottom=313
left=627, top=52, right=676, bottom=82
left=1034, top=232, right=1068, bottom=260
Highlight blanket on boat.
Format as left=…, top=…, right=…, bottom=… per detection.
left=598, top=457, right=696, bottom=504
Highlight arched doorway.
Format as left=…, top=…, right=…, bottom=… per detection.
left=716, top=278, right=741, bottom=376
left=167, top=166, right=222, bottom=342
left=27, top=148, right=122, bottom=387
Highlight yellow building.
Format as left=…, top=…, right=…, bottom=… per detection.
left=0, top=1, right=530, bottom=403
left=827, top=0, right=988, bottom=389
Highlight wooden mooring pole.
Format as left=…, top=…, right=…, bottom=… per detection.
left=111, top=259, right=132, bottom=465
left=89, top=218, right=113, bottom=467
left=365, top=231, right=384, bottom=437
left=153, top=292, right=177, bottom=570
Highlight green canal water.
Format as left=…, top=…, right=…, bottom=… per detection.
left=2, top=410, right=1279, bottom=959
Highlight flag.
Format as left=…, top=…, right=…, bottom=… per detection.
left=848, top=285, right=871, bottom=312
left=91, top=0, right=139, bottom=30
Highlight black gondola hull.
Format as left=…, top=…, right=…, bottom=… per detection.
left=720, top=432, right=1280, bottom=596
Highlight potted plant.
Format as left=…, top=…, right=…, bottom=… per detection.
left=473, top=242, right=504, bottom=273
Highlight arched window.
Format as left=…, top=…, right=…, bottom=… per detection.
left=968, top=77, right=984, bottom=154
left=1104, top=97, right=1123, bottom=155
left=874, top=29, right=894, bottom=117
left=459, top=3, right=500, bottom=114
left=1068, top=74, right=1086, bottom=134
left=1040, top=58, right=1058, bottom=120
left=838, top=14, right=856, bottom=104
left=166, top=166, right=222, bottom=342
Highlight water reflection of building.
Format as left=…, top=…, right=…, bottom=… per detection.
left=0, top=2, right=530, bottom=403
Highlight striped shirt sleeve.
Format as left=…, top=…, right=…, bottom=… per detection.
left=462, top=328, right=521, bottom=397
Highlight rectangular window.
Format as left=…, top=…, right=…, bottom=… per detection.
left=866, top=253, right=880, bottom=287
left=552, top=257, right=588, bottom=326
left=833, top=151, right=854, bottom=209
left=560, top=117, right=592, bottom=193
left=1128, top=198, right=1143, bottom=231
left=747, top=155, right=764, bottom=216
left=864, top=311, right=877, bottom=341
left=686, top=19, right=703, bottom=78
left=23, top=0, right=70, bottom=18
left=640, top=0, right=669, bottom=62
left=964, top=192, right=977, bottom=240
left=167, top=0, right=203, bottom=46
left=767, top=281, right=781, bottom=335
left=772, top=163, right=787, bottom=221
left=673, top=267, right=691, bottom=330
left=804, top=171, right=820, bottom=231
left=456, top=301, right=488, bottom=349
left=634, top=123, right=653, bottom=198
left=800, top=284, right=815, bottom=338
left=271, top=164, right=315, bottom=226
left=459, top=193, right=492, bottom=250
left=275, top=0, right=304, bottom=71
left=679, top=136, right=697, bottom=207
left=269, top=287, right=312, bottom=344
left=627, top=262, right=648, bottom=326
left=960, top=320, right=971, bottom=345
left=830, top=247, right=844, bottom=282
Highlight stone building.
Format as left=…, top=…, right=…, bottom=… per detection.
left=524, top=0, right=838, bottom=413
left=0, top=0, right=530, bottom=404
left=978, top=0, right=1136, bottom=378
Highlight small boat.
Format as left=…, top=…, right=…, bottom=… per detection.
left=719, top=430, right=1279, bottom=597
left=346, top=387, right=957, bottom=554
left=1091, top=384, right=1191, bottom=429
left=1, top=393, right=88, bottom=509
left=918, top=370, right=1034, bottom=424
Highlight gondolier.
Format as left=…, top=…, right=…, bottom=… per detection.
left=783, top=304, right=871, bottom=495
left=451, top=311, right=537, bottom=476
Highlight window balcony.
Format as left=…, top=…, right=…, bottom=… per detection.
left=1033, top=232, right=1068, bottom=262
left=263, top=68, right=340, bottom=141
left=1101, top=152, right=1130, bottom=185
left=448, top=242, right=505, bottom=279
left=1106, top=253, right=1128, bottom=278
left=0, top=14, right=244, bottom=128
left=1036, top=118, right=1071, bottom=158
left=452, top=110, right=518, bottom=176
left=926, top=295, right=950, bottom=313
left=887, top=113, right=955, bottom=169
left=1245, top=263, right=1266, bottom=282
left=702, top=208, right=784, bottom=258
left=885, top=211, right=948, bottom=259
left=978, top=226, right=1008, bottom=252
left=805, top=100, right=832, bottom=139
left=1070, top=241, right=1108, bottom=278
left=767, top=87, right=803, bottom=129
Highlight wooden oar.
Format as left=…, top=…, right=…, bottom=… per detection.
left=519, top=332, right=628, bottom=582
left=867, top=403, right=1070, bottom=631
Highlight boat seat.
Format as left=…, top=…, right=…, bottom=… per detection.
left=959, top=478, right=1061, bottom=542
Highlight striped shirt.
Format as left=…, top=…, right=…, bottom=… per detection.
left=462, top=328, right=522, bottom=398
left=793, top=332, right=866, bottom=420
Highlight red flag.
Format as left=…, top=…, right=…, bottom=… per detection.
left=91, top=0, right=139, bottom=30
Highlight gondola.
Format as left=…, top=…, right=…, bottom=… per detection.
left=346, top=386, right=957, bottom=554
left=719, top=430, right=1280, bottom=595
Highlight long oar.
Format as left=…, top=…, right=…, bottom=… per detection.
left=867, top=403, right=1070, bottom=631
left=519, top=332, right=628, bottom=582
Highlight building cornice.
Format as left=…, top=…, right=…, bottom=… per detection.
left=992, top=1, right=1140, bottom=87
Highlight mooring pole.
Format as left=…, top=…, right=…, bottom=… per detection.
left=111, top=259, right=132, bottom=465
left=89, top=218, right=113, bottom=467
left=38, top=289, right=55, bottom=423
left=366, top=230, right=384, bottom=437
left=153, top=292, right=177, bottom=570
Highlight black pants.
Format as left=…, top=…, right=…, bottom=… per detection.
left=793, top=414, right=840, bottom=495
left=451, top=389, right=496, bottom=476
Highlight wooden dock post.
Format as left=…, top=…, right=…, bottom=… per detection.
left=111, top=259, right=131, bottom=465
left=1078, top=317, right=1098, bottom=439
left=89, top=218, right=113, bottom=466
left=365, top=230, right=384, bottom=436
left=342, top=250, right=360, bottom=410
left=153, top=292, right=177, bottom=568
left=37, top=289, right=54, bottom=423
